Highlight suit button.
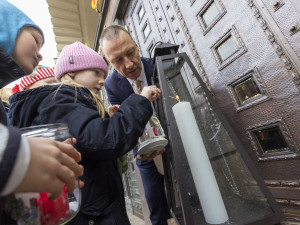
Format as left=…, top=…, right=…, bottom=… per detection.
left=89, top=220, right=94, bottom=225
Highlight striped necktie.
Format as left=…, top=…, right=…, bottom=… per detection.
left=133, top=79, right=143, bottom=94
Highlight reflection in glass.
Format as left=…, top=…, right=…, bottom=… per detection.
left=234, top=76, right=262, bottom=105
left=160, top=55, right=274, bottom=224
left=201, top=2, right=220, bottom=27
left=216, top=35, right=239, bottom=62
left=253, top=127, right=289, bottom=154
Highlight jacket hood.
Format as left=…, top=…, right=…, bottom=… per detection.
left=0, top=46, right=26, bottom=88
left=0, top=0, right=44, bottom=56
left=9, top=85, right=59, bottom=127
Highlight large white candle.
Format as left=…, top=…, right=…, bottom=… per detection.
left=172, top=101, right=229, bottom=224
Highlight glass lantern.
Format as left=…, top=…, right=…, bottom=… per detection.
left=137, top=114, right=168, bottom=155
left=153, top=47, right=285, bottom=225
left=5, top=123, right=81, bottom=225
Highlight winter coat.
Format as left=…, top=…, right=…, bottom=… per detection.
left=9, top=84, right=153, bottom=219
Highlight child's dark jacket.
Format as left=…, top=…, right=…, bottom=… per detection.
left=9, top=85, right=153, bottom=217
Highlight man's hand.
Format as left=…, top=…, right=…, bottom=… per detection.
left=137, top=148, right=166, bottom=161
left=140, top=85, right=161, bottom=102
left=14, top=137, right=84, bottom=201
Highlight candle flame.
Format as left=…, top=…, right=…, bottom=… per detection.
left=169, top=95, right=180, bottom=102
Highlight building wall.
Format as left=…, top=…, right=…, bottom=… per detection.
left=96, top=0, right=300, bottom=223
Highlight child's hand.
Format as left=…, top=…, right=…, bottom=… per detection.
left=108, top=105, right=120, bottom=117
left=140, top=85, right=161, bottom=102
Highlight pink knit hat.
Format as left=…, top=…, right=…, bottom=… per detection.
left=12, top=66, right=55, bottom=93
left=54, top=42, right=108, bottom=81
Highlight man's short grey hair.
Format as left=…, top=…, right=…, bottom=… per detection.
left=100, top=25, right=133, bottom=48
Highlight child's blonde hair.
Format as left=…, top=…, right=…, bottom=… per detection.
left=60, top=74, right=106, bottom=118
left=0, top=88, right=12, bottom=104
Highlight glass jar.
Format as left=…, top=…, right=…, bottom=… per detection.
left=5, top=123, right=81, bottom=225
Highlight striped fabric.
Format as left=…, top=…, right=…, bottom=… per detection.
left=19, top=67, right=54, bottom=91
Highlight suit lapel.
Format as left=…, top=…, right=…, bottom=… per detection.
left=117, top=73, right=134, bottom=98
left=142, top=58, right=154, bottom=85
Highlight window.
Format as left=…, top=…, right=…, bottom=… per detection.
left=211, top=26, right=247, bottom=70
left=216, top=35, right=239, bottom=62
left=197, top=0, right=226, bottom=35
left=138, top=5, right=145, bottom=21
left=227, top=68, right=270, bottom=111
left=201, top=2, right=220, bottom=27
left=233, top=77, right=262, bottom=105
left=247, top=120, right=299, bottom=161
left=253, top=127, right=289, bottom=155
left=142, top=20, right=151, bottom=41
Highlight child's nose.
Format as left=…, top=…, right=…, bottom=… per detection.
left=99, top=79, right=105, bottom=85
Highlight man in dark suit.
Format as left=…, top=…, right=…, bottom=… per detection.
left=100, top=25, right=172, bottom=225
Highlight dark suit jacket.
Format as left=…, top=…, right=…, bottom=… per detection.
left=105, top=57, right=154, bottom=105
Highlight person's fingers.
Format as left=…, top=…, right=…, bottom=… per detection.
left=55, top=141, right=81, bottom=162
left=158, top=148, right=166, bottom=154
left=79, top=180, right=85, bottom=188
left=63, top=137, right=77, bottom=145
left=56, top=165, right=76, bottom=194
left=47, top=180, right=64, bottom=201
left=138, top=148, right=166, bottom=161
left=58, top=151, right=83, bottom=177
left=147, top=151, right=160, bottom=161
left=137, top=153, right=148, bottom=161
left=137, top=154, right=142, bottom=160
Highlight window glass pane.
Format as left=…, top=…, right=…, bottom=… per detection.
left=201, top=2, right=220, bottom=27
left=143, top=24, right=150, bottom=38
left=216, top=36, right=239, bottom=62
left=138, top=6, right=145, bottom=20
left=253, top=127, right=289, bottom=154
left=234, top=77, right=262, bottom=105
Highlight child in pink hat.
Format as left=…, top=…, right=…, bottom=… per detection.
left=9, top=41, right=161, bottom=225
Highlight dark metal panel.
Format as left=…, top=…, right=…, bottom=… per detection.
left=155, top=56, right=195, bottom=225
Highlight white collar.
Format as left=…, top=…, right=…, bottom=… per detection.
left=127, top=63, right=147, bottom=87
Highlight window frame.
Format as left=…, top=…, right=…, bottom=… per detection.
left=141, top=19, right=152, bottom=42
left=197, top=0, right=226, bottom=35
left=227, top=67, right=270, bottom=112
left=211, top=25, right=247, bottom=70
left=136, top=3, right=146, bottom=24
left=247, top=119, right=299, bottom=161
